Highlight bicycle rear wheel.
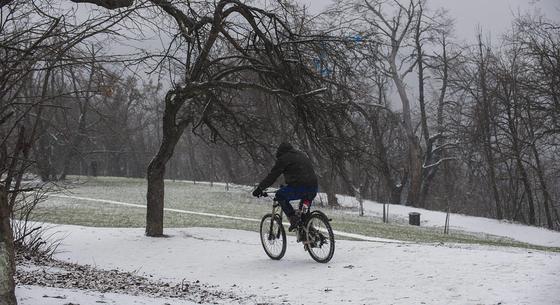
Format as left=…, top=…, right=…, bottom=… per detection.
left=304, top=212, right=335, bottom=263
left=259, top=213, right=286, bottom=260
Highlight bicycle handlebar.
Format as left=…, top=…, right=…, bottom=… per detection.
left=261, top=190, right=274, bottom=197
left=260, top=188, right=280, bottom=198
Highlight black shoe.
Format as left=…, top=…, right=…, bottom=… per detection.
left=288, top=214, right=301, bottom=232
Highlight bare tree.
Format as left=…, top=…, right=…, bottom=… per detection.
left=0, top=186, right=16, bottom=305
left=359, top=0, right=425, bottom=206
left=0, top=1, right=133, bottom=303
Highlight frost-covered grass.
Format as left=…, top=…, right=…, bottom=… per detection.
left=35, top=196, right=262, bottom=233
left=35, top=176, right=273, bottom=233
left=30, top=176, right=559, bottom=252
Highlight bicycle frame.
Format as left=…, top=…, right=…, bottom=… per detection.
left=262, top=190, right=312, bottom=239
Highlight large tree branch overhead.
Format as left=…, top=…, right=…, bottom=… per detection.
left=70, top=0, right=133, bottom=9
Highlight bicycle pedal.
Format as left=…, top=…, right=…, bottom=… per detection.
left=296, top=231, right=305, bottom=243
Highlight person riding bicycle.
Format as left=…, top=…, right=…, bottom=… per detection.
left=252, top=142, right=318, bottom=232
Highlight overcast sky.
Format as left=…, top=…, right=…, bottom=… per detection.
left=287, top=0, right=558, bottom=110
left=69, top=0, right=558, bottom=98
left=90, top=0, right=559, bottom=63
left=298, top=0, right=559, bottom=43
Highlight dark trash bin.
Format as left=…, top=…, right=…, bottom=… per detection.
left=409, top=212, right=420, bottom=226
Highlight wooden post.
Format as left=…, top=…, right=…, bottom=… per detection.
left=383, top=203, right=386, bottom=223
left=444, top=206, right=450, bottom=235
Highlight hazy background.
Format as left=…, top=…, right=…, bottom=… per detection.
left=299, top=0, right=559, bottom=42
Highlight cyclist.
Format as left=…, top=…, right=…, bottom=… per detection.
left=252, top=142, right=318, bottom=231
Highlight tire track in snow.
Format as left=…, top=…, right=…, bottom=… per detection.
left=49, top=194, right=406, bottom=244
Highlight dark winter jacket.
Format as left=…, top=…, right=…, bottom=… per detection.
left=257, top=143, right=318, bottom=190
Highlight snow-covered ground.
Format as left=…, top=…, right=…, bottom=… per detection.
left=17, top=224, right=560, bottom=305
left=325, top=194, right=560, bottom=248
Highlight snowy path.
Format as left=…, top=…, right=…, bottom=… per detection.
left=38, top=224, right=560, bottom=305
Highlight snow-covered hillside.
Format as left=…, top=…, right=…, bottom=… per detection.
left=17, top=224, right=560, bottom=305
left=323, top=193, right=560, bottom=248
left=171, top=180, right=560, bottom=247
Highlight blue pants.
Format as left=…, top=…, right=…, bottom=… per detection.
left=275, top=185, right=318, bottom=217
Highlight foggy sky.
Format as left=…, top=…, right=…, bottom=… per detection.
left=298, top=0, right=559, bottom=43
left=65, top=0, right=559, bottom=100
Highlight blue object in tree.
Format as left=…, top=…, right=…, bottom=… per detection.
left=353, top=34, right=363, bottom=43
left=321, top=67, right=332, bottom=77
left=313, top=57, right=321, bottom=71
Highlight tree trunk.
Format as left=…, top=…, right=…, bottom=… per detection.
left=145, top=96, right=189, bottom=237
left=145, top=132, right=185, bottom=236
left=390, top=56, right=423, bottom=207
left=325, top=187, right=339, bottom=207
left=532, top=147, right=554, bottom=229
left=511, top=138, right=536, bottom=225
left=525, top=102, right=554, bottom=229
left=415, top=5, right=431, bottom=208
left=477, top=38, right=503, bottom=219
left=355, top=186, right=364, bottom=216
left=321, top=166, right=339, bottom=207
left=146, top=155, right=166, bottom=236
left=219, top=149, right=239, bottom=184
left=418, top=32, right=450, bottom=208
left=368, top=106, right=400, bottom=204
left=516, top=159, right=536, bottom=225
left=484, top=138, right=502, bottom=219
left=59, top=104, right=88, bottom=180
left=186, top=133, right=198, bottom=181
left=0, top=186, right=17, bottom=305
left=405, top=138, right=423, bottom=206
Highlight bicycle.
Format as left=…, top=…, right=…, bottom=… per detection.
left=258, top=189, right=335, bottom=263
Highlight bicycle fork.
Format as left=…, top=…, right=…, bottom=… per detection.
left=269, top=203, right=283, bottom=240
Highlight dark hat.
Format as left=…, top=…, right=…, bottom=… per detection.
left=275, top=142, right=294, bottom=158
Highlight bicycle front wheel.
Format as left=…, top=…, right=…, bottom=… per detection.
left=259, top=213, right=286, bottom=260
left=304, top=212, right=335, bottom=263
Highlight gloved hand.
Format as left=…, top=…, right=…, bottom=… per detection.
left=252, top=187, right=263, bottom=198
